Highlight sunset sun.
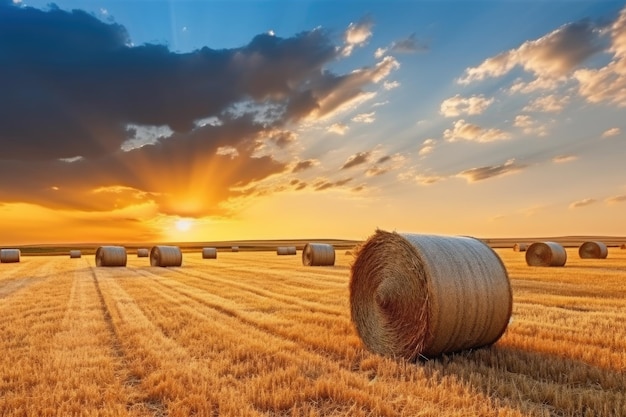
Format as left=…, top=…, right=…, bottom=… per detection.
left=175, top=218, right=194, bottom=232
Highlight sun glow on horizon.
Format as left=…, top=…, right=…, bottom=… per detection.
left=175, top=218, right=194, bottom=232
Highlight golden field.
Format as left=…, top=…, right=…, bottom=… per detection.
left=0, top=246, right=625, bottom=416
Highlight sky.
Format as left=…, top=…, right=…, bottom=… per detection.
left=1, top=0, right=626, bottom=244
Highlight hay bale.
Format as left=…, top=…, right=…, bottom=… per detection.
left=620, top=244, right=626, bottom=250
left=525, top=242, right=567, bottom=266
left=513, top=243, right=527, bottom=252
left=277, top=246, right=297, bottom=255
left=231, top=246, right=239, bottom=252
left=302, top=243, right=335, bottom=266
left=345, top=250, right=353, bottom=256
left=69, top=250, right=82, bottom=259
left=349, top=230, right=512, bottom=360
left=137, top=248, right=149, bottom=257
left=202, top=247, right=217, bottom=259
left=578, top=241, right=608, bottom=259
left=150, top=245, right=182, bottom=267
left=96, top=246, right=127, bottom=267
left=0, top=249, right=20, bottom=263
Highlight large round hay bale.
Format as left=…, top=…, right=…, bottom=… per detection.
left=277, top=246, right=297, bottom=255
left=202, top=247, right=217, bottom=259
left=578, top=241, right=608, bottom=259
left=525, top=242, right=567, bottom=266
left=349, top=230, right=512, bottom=360
left=621, top=244, right=626, bottom=250
left=69, top=250, right=82, bottom=259
left=231, top=246, right=239, bottom=252
left=513, top=243, right=527, bottom=252
left=302, top=243, right=335, bottom=266
left=150, top=245, right=182, bottom=267
left=137, top=248, right=149, bottom=257
left=96, top=246, right=127, bottom=267
left=0, top=249, right=20, bottom=263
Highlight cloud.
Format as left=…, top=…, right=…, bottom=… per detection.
left=523, top=94, right=570, bottom=112
left=439, top=94, right=494, bottom=117
left=342, top=16, right=374, bottom=57
left=341, top=151, right=371, bottom=170
left=458, top=19, right=603, bottom=85
left=313, top=177, right=353, bottom=191
left=419, top=139, right=436, bottom=156
left=457, top=159, right=526, bottom=182
left=352, top=112, right=375, bottom=123
left=569, top=198, right=597, bottom=209
left=444, top=120, right=511, bottom=143
left=328, top=123, right=349, bottom=135
left=374, top=33, right=427, bottom=58
left=383, top=80, right=400, bottom=90
left=292, top=159, right=319, bottom=173
left=0, top=2, right=403, bottom=219
left=513, top=114, right=548, bottom=136
left=606, top=194, right=626, bottom=204
left=552, top=154, right=578, bottom=163
left=365, top=166, right=389, bottom=177
left=602, top=127, right=621, bottom=137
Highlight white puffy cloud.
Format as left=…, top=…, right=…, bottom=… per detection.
left=440, top=94, right=494, bottom=117
left=444, top=119, right=511, bottom=143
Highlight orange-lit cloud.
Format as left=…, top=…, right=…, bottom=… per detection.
left=440, top=94, right=494, bottom=117
left=457, top=159, right=526, bottom=182
left=569, top=198, right=597, bottom=209
left=602, top=127, right=621, bottom=138
left=444, top=119, right=511, bottom=143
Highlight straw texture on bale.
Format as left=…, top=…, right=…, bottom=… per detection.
left=525, top=242, right=567, bottom=267
left=578, top=241, right=608, bottom=259
left=95, top=246, right=127, bottom=267
left=277, top=246, right=297, bottom=255
left=150, top=245, right=182, bottom=267
left=513, top=243, right=528, bottom=252
left=69, top=250, right=82, bottom=259
left=202, top=247, right=217, bottom=259
left=231, top=246, right=239, bottom=252
left=137, top=248, right=149, bottom=257
left=349, top=230, right=512, bottom=360
left=0, top=249, right=20, bottom=263
left=302, top=243, right=335, bottom=266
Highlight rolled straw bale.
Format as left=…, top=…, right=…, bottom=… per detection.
left=525, top=242, right=567, bottom=267
left=202, top=247, right=217, bottom=259
left=231, top=246, right=239, bottom=252
left=95, top=246, right=127, bottom=267
left=578, top=241, right=608, bottom=259
left=621, top=244, right=626, bottom=250
left=150, top=245, right=182, bottom=267
left=350, top=230, right=512, bottom=360
left=513, top=243, right=527, bottom=252
left=277, top=246, right=297, bottom=255
left=137, top=248, right=149, bottom=258
left=302, top=243, right=335, bottom=266
left=0, top=249, right=20, bottom=263
left=69, top=250, right=82, bottom=259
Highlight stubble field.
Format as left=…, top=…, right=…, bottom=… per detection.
left=0, top=247, right=625, bottom=416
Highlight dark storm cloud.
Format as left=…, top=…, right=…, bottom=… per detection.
left=0, top=2, right=398, bottom=217
left=0, top=1, right=338, bottom=161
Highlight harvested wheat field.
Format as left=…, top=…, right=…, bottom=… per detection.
left=0, top=247, right=625, bottom=416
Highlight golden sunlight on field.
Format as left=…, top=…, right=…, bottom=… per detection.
left=0, top=248, right=625, bottom=416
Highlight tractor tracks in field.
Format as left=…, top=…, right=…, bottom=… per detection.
left=88, top=264, right=167, bottom=417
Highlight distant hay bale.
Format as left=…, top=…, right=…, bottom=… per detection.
left=513, top=243, right=528, bottom=252
left=137, top=248, right=149, bottom=257
left=525, top=242, right=567, bottom=267
left=95, top=246, right=127, bottom=267
left=277, top=246, right=297, bottom=255
left=202, top=247, right=217, bottom=259
left=231, top=246, right=239, bottom=252
left=302, top=243, right=335, bottom=266
left=150, top=245, right=182, bottom=267
left=345, top=250, right=353, bottom=256
left=578, top=241, right=608, bottom=259
left=621, top=244, right=626, bottom=250
left=0, top=249, right=20, bottom=263
left=69, top=250, right=82, bottom=259
left=349, top=230, right=512, bottom=360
